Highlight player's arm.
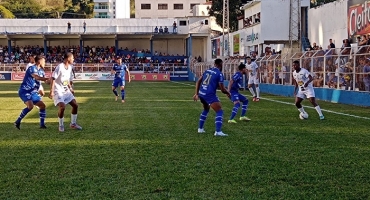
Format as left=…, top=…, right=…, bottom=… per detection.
left=125, top=66, right=131, bottom=82
left=254, top=63, right=260, bottom=79
left=193, top=77, right=203, bottom=101
left=293, top=79, right=298, bottom=96
left=228, top=79, right=233, bottom=92
left=30, top=73, right=49, bottom=81
left=49, top=66, right=59, bottom=99
left=111, top=65, right=116, bottom=75
left=304, top=74, right=314, bottom=87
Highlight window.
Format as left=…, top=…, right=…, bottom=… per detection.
left=190, top=3, right=198, bottom=9
left=158, top=4, right=168, bottom=10
left=179, top=20, right=187, bottom=26
left=113, top=11, right=115, bottom=14
left=174, top=4, right=183, bottom=10
left=141, top=4, right=151, bottom=9
left=113, top=6, right=115, bottom=9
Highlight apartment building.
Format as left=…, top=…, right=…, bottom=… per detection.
left=93, top=0, right=130, bottom=19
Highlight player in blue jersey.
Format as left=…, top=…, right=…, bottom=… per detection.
left=227, top=63, right=251, bottom=123
left=193, top=58, right=231, bottom=137
left=111, top=56, right=131, bottom=103
left=14, top=55, right=50, bottom=129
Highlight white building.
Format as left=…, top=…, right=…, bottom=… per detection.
left=135, top=0, right=207, bottom=19
left=93, top=0, right=130, bottom=19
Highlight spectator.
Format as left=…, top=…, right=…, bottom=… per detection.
left=197, top=55, right=202, bottom=62
left=164, top=26, right=169, bottom=33
left=67, top=22, right=71, bottom=33
left=83, top=21, right=86, bottom=33
left=329, top=39, right=335, bottom=48
left=159, top=26, right=163, bottom=33
left=154, top=26, right=158, bottom=33
left=173, top=21, right=177, bottom=33
left=363, top=58, right=370, bottom=91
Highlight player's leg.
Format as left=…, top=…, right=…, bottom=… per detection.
left=254, top=77, right=260, bottom=101
left=112, top=80, right=119, bottom=101
left=15, top=91, right=35, bottom=129
left=295, top=92, right=306, bottom=115
left=54, top=93, right=67, bottom=132
left=32, top=92, right=47, bottom=129
left=198, top=97, right=210, bottom=133
left=210, top=98, right=228, bottom=136
left=248, top=77, right=256, bottom=101
left=239, top=94, right=251, bottom=121
left=67, top=94, right=82, bottom=130
left=307, top=90, right=324, bottom=119
left=228, top=93, right=240, bottom=123
left=120, top=81, right=125, bottom=103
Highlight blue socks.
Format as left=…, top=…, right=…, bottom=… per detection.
left=198, top=110, right=209, bottom=129
left=112, top=89, right=118, bottom=96
left=16, top=107, right=31, bottom=123
left=215, top=110, right=223, bottom=132
left=241, top=100, right=249, bottom=117
left=121, top=90, right=125, bottom=100
left=229, top=103, right=240, bottom=120
left=39, top=109, right=46, bottom=126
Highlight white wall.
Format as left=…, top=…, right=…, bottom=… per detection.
left=308, top=0, right=347, bottom=49
left=116, top=0, right=130, bottom=19
left=135, top=0, right=206, bottom=19
left=193, top=4, right=209, bottom=16
left=260, top=0, right=290, bottom=41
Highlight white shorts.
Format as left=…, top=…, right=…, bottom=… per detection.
left=38, top=84, right=44, bottom=91
left=248, top=76, right=259, bottom=85
left=296, top=87, right=315, bottom=99
left=53, top=91, right=75, bottom=106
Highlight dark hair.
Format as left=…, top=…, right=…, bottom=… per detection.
left=238, top=63, right=246, bottom=70
left=246, top=56, right=251, bottom=59
left=293, top=60, right=300, bottom=65
left=64, top=52, right=73, bottom=60
left=35, top=55, right=45, bottom=63
left=215, top=58, right=223, bottom=65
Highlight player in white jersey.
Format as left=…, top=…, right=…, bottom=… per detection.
left=246, top=56, right=261, bottom=101
left=292, top=60, right=325, bottom=120
left=49, top=52, right=82, bottom=132
left=26, top=55, right=45, bottom=97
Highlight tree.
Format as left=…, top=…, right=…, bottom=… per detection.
left=310, top=0, right=338, bottom=8
left=1, top=0, right=43, bottom=18
left=0, top=5, right=15, bottom=18
left=208, top=0, right=243, bottom=32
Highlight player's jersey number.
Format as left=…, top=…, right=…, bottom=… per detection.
left=202, top=74, right=212, bottom=85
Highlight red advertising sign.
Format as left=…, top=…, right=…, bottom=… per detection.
left=348, top=0, right=370, bottom=40
left=11, top=72, right=25, bottom=81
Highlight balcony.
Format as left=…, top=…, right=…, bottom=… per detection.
left=94, top=5, right=109, bottom=12
left=94, top=15, right=111, bottom=18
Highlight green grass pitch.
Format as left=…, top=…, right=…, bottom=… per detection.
left=0, top=80, right=369, bottom=199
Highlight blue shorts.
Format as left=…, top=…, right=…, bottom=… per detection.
left=18, top=90, right=41, bottom=104
left=199, top=95, right=220, bottom=105
left=230, top=92, right=247, bottom=102
left=112, top=78, right=125, bottom=87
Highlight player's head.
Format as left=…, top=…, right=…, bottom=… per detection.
left=293, top=60, right=300, bottom=71
left=214, top=58, right=223, bottom=70
left=238, top=63, right=246, bottom=74
left=116, top=56, right=122, bottom=64
left=35, top=55, right=45, bottom=68
left=29, top=54, right=36, bottom=64
left=64, top=52, right=74, bottom=64
left=246, top=56, right=251, bottom=64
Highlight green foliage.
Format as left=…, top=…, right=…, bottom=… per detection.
left=0, top=5, right=15, bottom=18
left=1, top=0, right=94, bottom=18
left=130, top=0, right=135, bottom=18
left=208, top=0, right=243, bottom=32
left=310, top=0, right=338, bottom=8
left=0, top=81, right=370, bottom=199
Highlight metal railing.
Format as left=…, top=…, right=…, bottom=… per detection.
left=190, top=45, right=370, bottom=92
left=0, top=63, right=188, bottom=76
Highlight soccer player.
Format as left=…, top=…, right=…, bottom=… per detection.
left=292, top=60, right=325, bottom=120
left=227, top=63, right=251, bottom=123
left=49, top=52, right=82, bottom=132
left=246, top=56, right=261, bottom=101
left=193, top=58, right=231, bottom=137
left=111, top=56, right=131, bottom=103
left=26, top=54, right=45, bottom=97
left=15, top=55, right=49, bottom=129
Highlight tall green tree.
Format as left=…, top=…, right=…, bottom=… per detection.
left=310, top=0, right=338, bottom=8
left=0, top=5, right=15, bottom=18
left=208, top=0, right=243, bottom=32
left=1, top=0, right=42, bottom=18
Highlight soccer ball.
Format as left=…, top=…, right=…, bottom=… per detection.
left=299, top=112, right=309, bottom=120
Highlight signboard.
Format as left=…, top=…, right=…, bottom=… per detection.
left=233, top=34, right=240, bottom=55
left=73, top=73, right=170, bottom=81
left=348, top=0, right=370, bottom=41
left=0, top=73, right=11, bottom=81
left=11, top=72, right=52, bottom=81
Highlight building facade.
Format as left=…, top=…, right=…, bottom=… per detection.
left=93, top=0, right=130, bottom=19
left=135, top=0, right=207, bottom=19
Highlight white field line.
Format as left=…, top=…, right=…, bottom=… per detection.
left=171, top=81, right=370, bottom=120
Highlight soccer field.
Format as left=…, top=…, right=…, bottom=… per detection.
left=0, top=80, right=369, bottom=199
